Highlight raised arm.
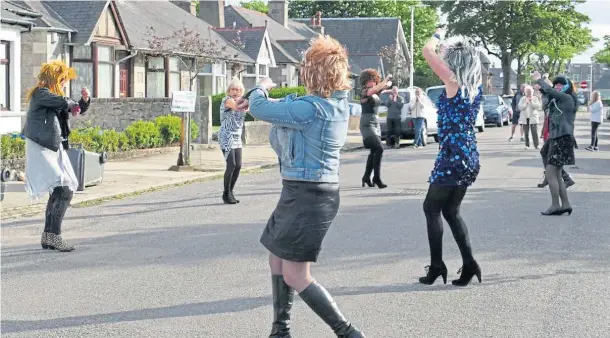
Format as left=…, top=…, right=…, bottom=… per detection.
left=423, top=27, right=457, bottom=94
left=247, top=86, right=315, bottom=130
left=395, top=96, right=404, bottom=109
left=533, top=72, right=572, bottom=102
left=34, top=87, right=69, bottom=110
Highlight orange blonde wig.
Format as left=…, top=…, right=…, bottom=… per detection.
left=26, top=59, right=77, bottom=102
left=299, top=35, right=351, bottom=98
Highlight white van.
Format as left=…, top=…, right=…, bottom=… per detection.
left=425, top=85, right=485, bottom=133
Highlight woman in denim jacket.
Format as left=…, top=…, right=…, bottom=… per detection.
left=239, top=35, right=365, bottom=338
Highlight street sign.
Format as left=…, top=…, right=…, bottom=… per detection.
left=171, top=91, right=197, bottom=113
left=580, top=81, right=588, bottom=89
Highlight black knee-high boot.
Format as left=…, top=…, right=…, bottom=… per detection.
left=298, top=281, right=365, bottom=338
left=361, top=153, right=374, bottom=187
left=45, top=187, right=75, bottom=252
left=269, top=275, right=294, bottom=338
left=371, top=149, right=387, bottom=188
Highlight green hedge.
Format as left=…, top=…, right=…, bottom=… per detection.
left=212, top=86, right=307, bottom=126
left=0, top=114, right=199, bottom=160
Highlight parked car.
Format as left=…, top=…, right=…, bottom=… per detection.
left=482, top=95, right=510, bottom=127
left=425, top=85, right=485, bottom=133
left=378, top=87, right=440, bottom=145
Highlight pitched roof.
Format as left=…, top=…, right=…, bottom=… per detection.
left=43, top=0, right=108, bottom=43
left=1, top=1, right=40, bottom=28
left=10, top=0, right=75, bottom=32
left=113, top=0, right=253, bottom=63
left=293, top=17, right=401, bottom=56
left=214, top=27, right=266, bottom=61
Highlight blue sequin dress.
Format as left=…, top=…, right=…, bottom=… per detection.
left=429, top=86, right=483, bottom=187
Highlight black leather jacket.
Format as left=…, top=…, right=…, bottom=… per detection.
left=23, top=88, right=78, bottom=152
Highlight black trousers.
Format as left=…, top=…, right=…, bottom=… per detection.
left=591, top=122, right=601, bottom=147
left=523, top=119, right=539, bottom=148
left=423, top=184, right=474, bottom=266
left=363, top=136, right=384, bottom=180
left=386, top=118, right=401, bottom=146
left=223, top=148, right=242, bottom=192
left=43, top=186, right=73, bottom=235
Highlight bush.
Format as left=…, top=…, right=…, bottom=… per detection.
left=1, top=135, right=25, bottom=159
left=211, top=86, right=307, bottom=126
left=124, top=121, right=162, bottom=149
left=154, top=114, right=200, bottom=144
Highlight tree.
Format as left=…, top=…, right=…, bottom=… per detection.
left=594, top=36, right=610, bottom=65
left=379, top=44, right=408, bottom=87
left=240, top=0, right=268, bottom=14
left=428, top=0, right=593, bottom=94
left=288, top=0, right=440, bottom=88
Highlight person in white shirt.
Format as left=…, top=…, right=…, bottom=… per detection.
left=586, top=91, right=604, bottom=151
left=518, top=85, right=542, bottom=149
left=408, top=87, right=431, bottom=148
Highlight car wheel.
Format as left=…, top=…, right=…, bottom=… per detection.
left=433, top=135, right=439, bottom=143
left=477, top=124, right=485, bottom=133
left=496, top=118, right=503, bottom=128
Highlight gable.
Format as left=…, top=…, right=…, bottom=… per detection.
left=259, top=39, right=271, bottom=60
left=92, top=3, right=127, bottom=46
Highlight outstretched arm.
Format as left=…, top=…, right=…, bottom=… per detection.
left=246, top=86, right=316, bottom=130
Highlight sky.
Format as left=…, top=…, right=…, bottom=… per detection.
left=233, top=0, right=610, bottom=65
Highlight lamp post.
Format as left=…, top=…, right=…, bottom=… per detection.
left=409, top=4, right=429, bottom=88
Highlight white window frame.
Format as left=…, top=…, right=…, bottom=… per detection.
left=197, top=61, right=226, bottom=95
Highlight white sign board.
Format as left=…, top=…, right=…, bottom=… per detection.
left=171, top=91, right=197, bottom=113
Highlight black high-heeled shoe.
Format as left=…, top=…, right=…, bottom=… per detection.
left=361, top=177, right=373, bottom=188
left=452, top=261, right=481, bottom=286
left=419, top=263, right=448, bottom=285
left=541, top=208, right=571, bottom=216
left=561, top=207, right=573, bottom=215
left=371, top=178, right=387, bottom=189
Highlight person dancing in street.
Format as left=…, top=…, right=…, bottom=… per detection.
left=518, top=85, right=542, bottom=150
left=218, top=78, right=246, bottom=204
left=537, top=83, right=575, bottom=189
left=23, top=60, right=81, bottom=252
left=533, top=71, right=577, bottom=216
left=586, top=90, right=603, bottom=152
left=238, top=35, right=365, bottom=338
left=418, top=27, right=483, bottom=287
left=359, top=69, right=392, bottom=189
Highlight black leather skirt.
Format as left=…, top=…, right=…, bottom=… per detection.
left=260, top=180, right=340, bottom=262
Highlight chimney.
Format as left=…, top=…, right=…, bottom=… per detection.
left=308, top=11, right=324, bottom=35
left=171, top=0, right=196, bottom=16
left=199, top=0, right=225, bottom=28
left=268, top=0, right=288, bottom=27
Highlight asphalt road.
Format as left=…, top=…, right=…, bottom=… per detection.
left=2, top=116, right=610, bottom=338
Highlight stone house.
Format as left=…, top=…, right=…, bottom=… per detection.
left=13, top=0, right=254, bottom=104
left=198, top=0, right=410, bottom=95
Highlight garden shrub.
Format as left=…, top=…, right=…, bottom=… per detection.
left=1, top=135, right=25, bottom=159
left=125, top=121, right=162, bottom=149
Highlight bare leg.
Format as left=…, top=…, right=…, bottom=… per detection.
left=269, top=253, right=283, bottom=275
left=544, top=164, right=562, bottom=212
left=282, top=260, right=314, bottom=292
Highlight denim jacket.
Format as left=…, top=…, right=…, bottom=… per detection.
left=248, top=86, right=350, bottom=183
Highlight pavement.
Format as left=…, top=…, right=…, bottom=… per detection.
left=2, top=114, right=610, bottom=337
left=0, top=132, right=364, bottom=220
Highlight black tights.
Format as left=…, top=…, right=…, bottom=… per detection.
left=43, top=186, right=73, bottom=235
left=363, top=136, right=384, bottom=180
left=223, top=148, right=242, bottom=192
left=423, top=184, right=474, bottom=266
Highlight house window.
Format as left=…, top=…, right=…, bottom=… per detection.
left=169, top=57, right=181, bottom=93
left=71, top=45, right=94, bottom=99
left=0, top=41, right=9, bottom=111
left=97, top=46, right=114, bottom=98
left=198, top=63, right=225, bottom=96
left=258, top=64, right=267, bottom=76
left=146, top=56, right=165, bottom=98
left=245, top=65, right=256, bottom=75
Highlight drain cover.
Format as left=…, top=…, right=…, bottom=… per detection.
left=399, top=189, right=426, bottom=196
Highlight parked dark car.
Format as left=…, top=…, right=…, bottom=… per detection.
left=482, top=95, right=510, bottom=127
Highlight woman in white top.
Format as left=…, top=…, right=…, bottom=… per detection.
left=518, top=85, right=542, bottom=149
left=586, top=91, right=603, bottom=151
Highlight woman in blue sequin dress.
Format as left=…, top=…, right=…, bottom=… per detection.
left=418, top=27, right=483, bottom=287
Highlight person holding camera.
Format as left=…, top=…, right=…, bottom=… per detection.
left=409, top=87, right=431, bottom=148
left=385, top=86, right=404, bottom=149
left=359, top=69, right=392, bottom=189
left=22, top=60, right=81, bottom=252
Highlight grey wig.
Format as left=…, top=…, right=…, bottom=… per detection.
left=443, top=40, right=482, bottom=102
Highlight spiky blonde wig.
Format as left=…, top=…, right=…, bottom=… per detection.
left=26, top=60, right=77, bottom=101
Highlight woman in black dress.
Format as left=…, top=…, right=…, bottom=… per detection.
left=359, top=69, right=392, bottom=189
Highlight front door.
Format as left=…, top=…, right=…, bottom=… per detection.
left=119, top=59, right=130, bottom=97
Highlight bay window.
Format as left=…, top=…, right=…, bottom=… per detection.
left=71, top=45, right=94, bottom=99
left=197, top=63, right=214, bottom=96
left=0, top=41, right=9, bottom=111
left=146, top=56, right=165, bottom=98
left=169, top=57, right=181, bottom=93
left=97, top=46, right=114, bottom=98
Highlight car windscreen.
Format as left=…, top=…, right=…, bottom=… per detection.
left=482, top=96, right=500, bottom=107
left=426, top=88, right=444, bottom=107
